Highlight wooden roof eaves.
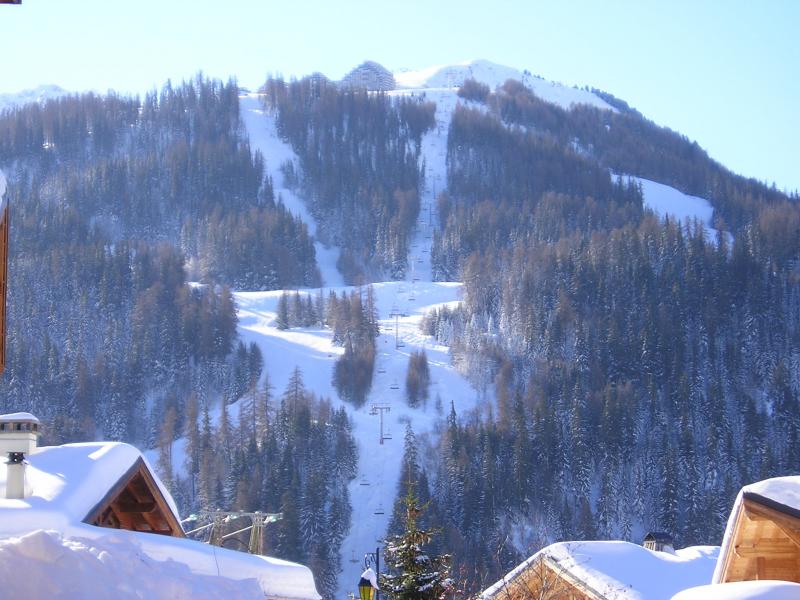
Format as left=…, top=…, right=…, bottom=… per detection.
left=82, top=456, right=185, bottom=538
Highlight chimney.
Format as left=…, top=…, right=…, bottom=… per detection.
left=5, top=451, right=25, bottom=499
left=0, top=413, right=41, bottom=499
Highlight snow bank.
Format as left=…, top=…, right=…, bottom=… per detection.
left=0, top=529, right=263, bottom=600
left=0, top=441, right=321, bottom=599
left=672, top=581, right=800, bottom=600
left=394, top=59, right=615, bottom=112
left=481, top=541, right=719, bottom=600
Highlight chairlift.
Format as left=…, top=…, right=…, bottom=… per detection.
left=349, top=550, right=360, bottom=564
left=383, top=428, right=393, bottom=441
left=378, top=367, right=386, bottom=374
left=359, top=475, right=370, bottom=486
left=374, top=504, right=385, bottom=516
left=390, top=381, right=399, bottom=390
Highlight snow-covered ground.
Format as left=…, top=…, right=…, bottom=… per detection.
left=621, top=174, right=730, bottom=243
left=236, top=85, right=487, bottom=597
left=394, top=59, right=616, bottom=112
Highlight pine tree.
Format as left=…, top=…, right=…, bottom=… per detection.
left=382, top=484, right=453, bottom=600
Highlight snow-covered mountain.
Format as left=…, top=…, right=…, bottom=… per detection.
left=394, top=58, right=616, bottom=111
left=0, top=84, right=68, bottom=113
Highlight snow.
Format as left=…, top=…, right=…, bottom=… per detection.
left=0, top=169, right=6, bottom=215
left=0, top=441, right=321, bottom=599
left=0, top=411, right=39, bottom=423
left=234, top=72, right=488, bottom=600
left=742, top=476, right=800, bottom=513
left=0, top=442, right=178, bottom=527
left=394, top=59, right=616, bottom=112
left=0, top=529, right=264, bottom=600
left=481, top=541, right=719, bottom=600
left=239, top=92, right=344, bottom=287
left=360, top=567, right=378, bottom=589
left=620, top=174, right=731, bottom=243
left=713, top=476, right=800, bottom=584
left=0, top=84, right=68, bottom=114
left=672, top=581, right=800, bottom=600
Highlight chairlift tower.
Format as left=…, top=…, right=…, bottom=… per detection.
left=369, top=403, right=392, bottom=445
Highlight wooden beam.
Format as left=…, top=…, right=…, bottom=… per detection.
left=734, top=543, right=797, bottom=558
left=115, top=500, right=156, bottom=513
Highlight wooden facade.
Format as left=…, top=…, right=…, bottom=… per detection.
left=84, top=457, right=184, bottom=538
left=717, top=492, right=800, bottom=583
left=482, top=556, right=603, bottom=600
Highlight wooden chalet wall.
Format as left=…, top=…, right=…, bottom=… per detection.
left=718, top=493, right=800, bottom=583
left=483, top=557, right=601, bottom=600
left=84, top=458, right=184, bottom=538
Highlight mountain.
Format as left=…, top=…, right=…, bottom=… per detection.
left=0, top=84, right=69, bottom=113
left=394, top=58, right=615, bottom=111
left=0, top=61, right=797, bottom=599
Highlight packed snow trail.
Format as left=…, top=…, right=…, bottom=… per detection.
left=237, top=86, right=486, bottom=598
left=239, top=93, right=344, bottom=288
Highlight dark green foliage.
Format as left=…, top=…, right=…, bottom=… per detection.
left=382, top=484, right=452, bottom=600
left=180, top=369, right=357, bottom=599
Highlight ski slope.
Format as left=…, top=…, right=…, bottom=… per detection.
left=237, top=87, right=484, bottom=598
left=394, top=59, right=616, bottom=112
left=621, top=175, right=730, bottom=244
left=239, top=93, right=344, bottom=288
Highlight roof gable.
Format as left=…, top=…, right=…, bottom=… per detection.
left=84, top=457, right=183, bottom=537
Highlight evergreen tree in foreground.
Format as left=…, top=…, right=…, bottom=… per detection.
left=382, top=484, right=453, bottom=600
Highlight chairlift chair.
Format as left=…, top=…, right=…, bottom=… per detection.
left=390, top=381, right=399, bottom=390
left=374, top=504, right=385, bottom=516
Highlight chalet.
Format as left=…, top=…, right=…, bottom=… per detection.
left=713, top=475, right=800, bottom=584
left=0, top=412, right=321, bottom=599
left=643, top=531, right=674, bottom=553
left=479, top=540, right=718, bottom=600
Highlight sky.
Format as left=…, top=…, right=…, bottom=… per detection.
left=1, top=0, right=798, bottom=193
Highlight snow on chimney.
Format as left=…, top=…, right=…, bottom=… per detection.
left=0, top=413, right=41, bottom=499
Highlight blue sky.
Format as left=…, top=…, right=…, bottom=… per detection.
left=1, top=0, right=798, bottom=192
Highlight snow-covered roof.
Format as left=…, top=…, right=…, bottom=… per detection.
left=0, top=442, right=179, bottom=526
left=0, top=170, right=6, bottom=215
left=481, top=541, right=719, bottom=600
left=0, top=412, right=40, bottom=424
left=0, top=442, right=321, bottom=599
left=672, top=581, right=800, bottom=600
left=713, top=475, right=800, bottom=584
left=741, top=476, right=800, bottom=516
